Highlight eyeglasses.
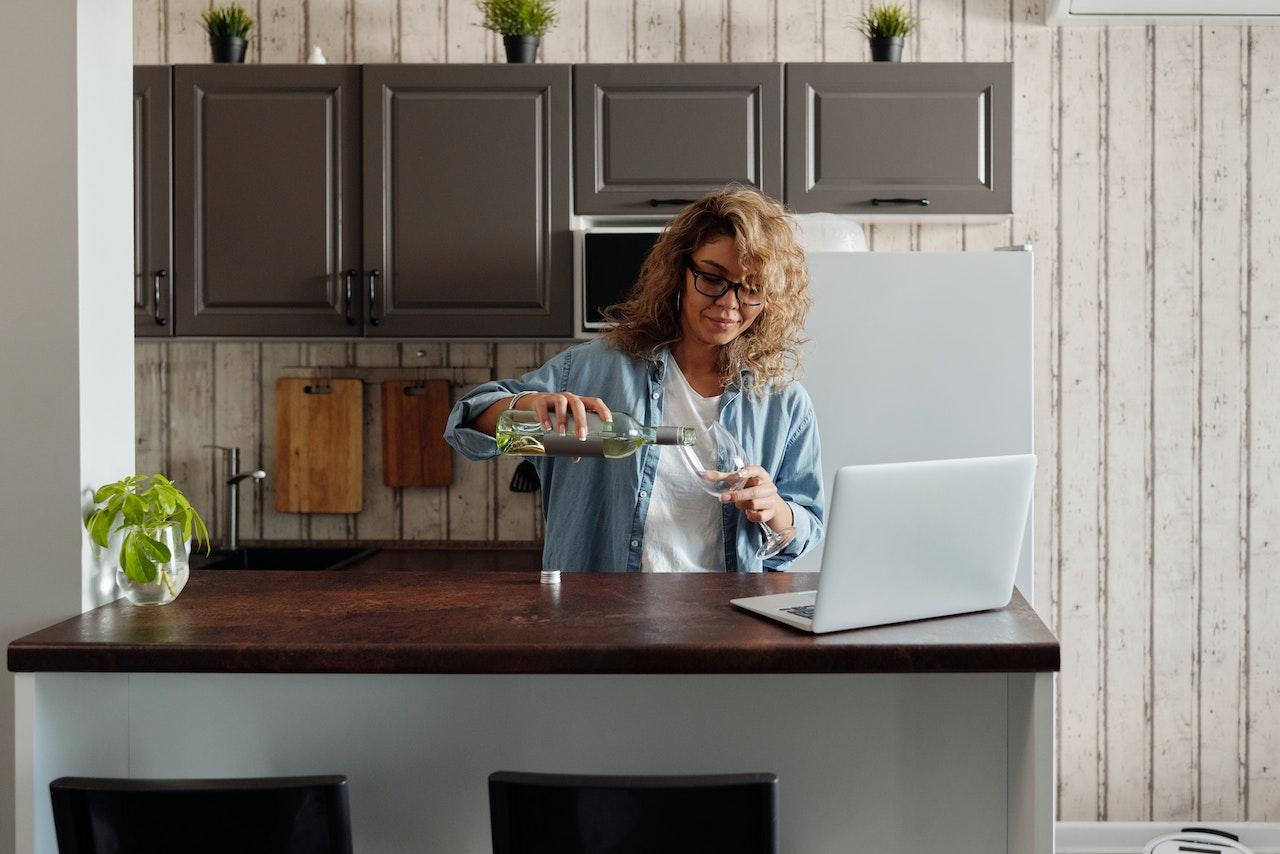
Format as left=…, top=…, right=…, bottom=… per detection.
left=687, top=264, right=764, bottom=307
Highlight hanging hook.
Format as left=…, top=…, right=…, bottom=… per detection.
left=405, top=364, right=427, bottom=396
left=304, top=365, right=334, bottom=395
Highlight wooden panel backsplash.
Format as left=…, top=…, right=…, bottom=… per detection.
left=134, top=0, right=1280, bottom=827
left=136, top=341, right=572, bottom=544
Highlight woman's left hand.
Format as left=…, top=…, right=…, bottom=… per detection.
left=721, top=466, right=795, bottom=530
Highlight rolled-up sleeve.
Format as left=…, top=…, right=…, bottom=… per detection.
left=443, top=347, right=576, bottom=461
left=764, top=406, right=825, bottom=571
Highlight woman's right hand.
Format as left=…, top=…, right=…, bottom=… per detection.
left=516, top=392, right=612, bottom=440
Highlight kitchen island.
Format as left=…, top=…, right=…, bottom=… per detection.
left=10, top=570, right=1057, bottom=853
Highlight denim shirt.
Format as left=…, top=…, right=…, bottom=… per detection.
left=444, top=339, right=825, bottom=573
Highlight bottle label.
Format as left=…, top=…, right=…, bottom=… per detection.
left=653, top=426, right=683, bottom=445
left=539, top=435, right=607, bottom=456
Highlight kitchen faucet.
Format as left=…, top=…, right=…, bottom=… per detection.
left=208, top=445, right=266, bottom=552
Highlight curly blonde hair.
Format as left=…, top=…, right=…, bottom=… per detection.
left=601, top=187, right=811, bottom=394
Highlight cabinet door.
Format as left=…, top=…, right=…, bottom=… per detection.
left=785, top=63, right=1012, bottom=217
left=363, top=65, right=572, bottom=338
left=135, top=66, right=172, bottom=337
left=173, top=66, right=362, bottom=336
left=574, top=64, right=783, bottom=214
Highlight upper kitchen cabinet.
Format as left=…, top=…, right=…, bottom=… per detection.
left=785, top=63, right=1012, bottom=217
left=173, top=66, right=362, bottom=336
left=134, top=66, right=172, bottom=337
left=362, top=65, right=572, bottom=337
left=574, top=64, right=783, bottom=214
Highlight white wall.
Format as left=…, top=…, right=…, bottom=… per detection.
left=0, top=2, right=134, bottom=851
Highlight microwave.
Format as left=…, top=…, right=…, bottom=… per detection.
left=576, top=226, right=665, bottom=335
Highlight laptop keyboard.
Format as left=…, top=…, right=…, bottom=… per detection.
left=781, top=604, right=815, bottom=619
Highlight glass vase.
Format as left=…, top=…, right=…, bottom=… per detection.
left=115, top=523, right=190, bottom=606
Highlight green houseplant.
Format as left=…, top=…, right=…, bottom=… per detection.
left=200, top=2, right=254, bottom=64
left=84, top=474, right=210, bottom=606
left=854, top=3, right=920, bottom=62
left=476, top=0, right=558, bottom=63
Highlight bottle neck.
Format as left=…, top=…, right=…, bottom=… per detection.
left=650, top=427, right=701, bottom=448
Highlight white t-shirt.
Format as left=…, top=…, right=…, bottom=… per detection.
left=640, top=361, right=725, bottom=573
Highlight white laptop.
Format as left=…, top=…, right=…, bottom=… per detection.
left=732, top=454, right=1036, bottom=633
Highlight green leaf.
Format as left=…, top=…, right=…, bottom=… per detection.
left=90, top=510, right=114, bottom=549
left=156, top=488, right=177, bottom=516
left=139, top=533, right=172, bottom=564
left=121, top=531, right=141, bottom=583
left=103, top=494, right=125, bottom=519
left=122, top=493, right=146, bottom=526
left=192, top=513, right=211, bottom=554
left=136, top=551, right=158, bottom=584
left=121, top=532, right=158, bottom=584
left=93, top=483, right=124, bottom=503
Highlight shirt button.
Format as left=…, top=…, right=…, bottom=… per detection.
left=651, top=391, right=660, bottom=399
left=630, top=539, right=639, bottom=548
left=639, top=490, right=648, bottom=498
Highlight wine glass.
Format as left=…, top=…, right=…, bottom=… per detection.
left=678, top=420, right=796, bottom=560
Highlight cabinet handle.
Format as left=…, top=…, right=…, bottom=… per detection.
left=368, top=269, right=381, bottom=326
left=343, top=269, right=357, bottom=325
left=153, top=270, right=168, bottom=326
left=870, top=197, right=930, bottom=207
left=648, top=198, right=695, bottom=207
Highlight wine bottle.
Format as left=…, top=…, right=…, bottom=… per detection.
left=496, top=409, right=696, bottom=459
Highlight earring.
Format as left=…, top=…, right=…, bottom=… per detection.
left=676, top=290, right=682, bottom=311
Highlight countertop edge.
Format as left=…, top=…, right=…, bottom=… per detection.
left=8, top=642, right=1061, bottom=675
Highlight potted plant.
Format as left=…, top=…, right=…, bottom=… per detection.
left=200, top=2, right=254, bottom=64
left=854, top=2, right=920, bottom=62
left=476, top=0, right=558, bottom=64
left=84, top=474, right=211, bottom=606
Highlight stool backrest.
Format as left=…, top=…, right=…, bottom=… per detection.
left=489, top=771, right=779, bottom=854
left=50, top=775, right=353, bottom=854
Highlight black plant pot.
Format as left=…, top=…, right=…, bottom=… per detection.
left=210, top=36, right=247, bottom=63
left=503, top=35, right=540, bottom=63
left=869, top=36, right=904, bottom=62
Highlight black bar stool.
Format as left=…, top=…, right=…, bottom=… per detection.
left=49, top=775, right=353, bottom=854
left=489, top=771, right=779, bottom=854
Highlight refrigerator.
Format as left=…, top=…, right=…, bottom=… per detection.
left=793, top=249, right=1035, bottom=598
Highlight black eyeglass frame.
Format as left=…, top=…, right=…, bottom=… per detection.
left=686, top=263, right=764, bottom=307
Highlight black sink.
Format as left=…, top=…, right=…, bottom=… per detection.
left=193, top=546, right=380, bottom=571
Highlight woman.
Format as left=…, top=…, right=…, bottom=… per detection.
left=444, top=188, right=823, bottom=573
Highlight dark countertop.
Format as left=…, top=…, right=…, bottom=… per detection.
left=8, top=570, right=1058, bottom=675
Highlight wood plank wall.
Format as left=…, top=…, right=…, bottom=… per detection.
left=132, top=0, right=1280, bottom=824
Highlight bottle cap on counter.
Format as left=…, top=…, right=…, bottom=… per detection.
left=540, top=569, right=561, bottom=584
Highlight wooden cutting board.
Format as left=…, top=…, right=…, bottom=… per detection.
left=380, top=380, right=453, bottom=487
left=274, top=378, right=363, bottom=513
